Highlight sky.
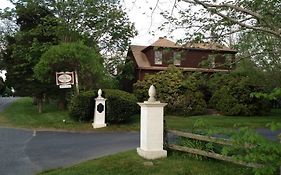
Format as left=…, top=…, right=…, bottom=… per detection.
left=0, top=0, right=185, bottom=78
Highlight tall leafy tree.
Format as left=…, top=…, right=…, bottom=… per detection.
left=157, top=0, right=281, bottom=90
left=1, top=1, right=60, bottom=100
left=0, top=0, right=136, bottom=112
left=46, top=0, right=137, bottom=74
left=34, top=42, right=108, bottom=109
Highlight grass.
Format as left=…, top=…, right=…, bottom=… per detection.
left=0, top=97, right=140, bottom=131
left=0, top=97, right=280, bottom=132
left=165, top=110, right=281, bottom=132
left=38, top=150, right=252, bottom=175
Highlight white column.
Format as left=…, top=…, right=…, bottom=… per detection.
left=92, top=89, right=107, bottom=129
left=137, top=85, right=167, bottom=159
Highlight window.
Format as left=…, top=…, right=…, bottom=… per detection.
left=208, top=55, right=216, bottom=68
left=155, top=51, right=162, bottom=65
left=173, top=52, right=181, bottom=66
left=225, top=54, right=233, bottom=68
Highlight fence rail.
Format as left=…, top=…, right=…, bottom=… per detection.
left=167, top=130, right=262, bottom=168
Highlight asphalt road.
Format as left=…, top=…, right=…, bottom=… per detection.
left=0, top=127, right=139, bottom=175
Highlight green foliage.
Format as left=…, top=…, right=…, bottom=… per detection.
left=103, top=89, right=139, bottom=124
left=34, top=42, right=106, bottom=90
left=222, top=127, right=281, bottom=175
left=46, top=0, right=137, bottom=74
left=0, top=1, right=59, bottom=97
left=0, top=77, right=5, bottom=95
left=133, top=66, right=207, bottom=115
left=251, top=88, right=281, bottom=100
left=209, top=73, right=271, bottom=116
left=116, top=60, right=136, bottom=92
left=69, top=89, right=139, bottom=124
left=69, top=91, right=96, bottom=122
left=133, top=65, right=184, bottom=103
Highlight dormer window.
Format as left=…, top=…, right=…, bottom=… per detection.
left=155, top=50, right=162, bottom=65
left=173, top=52, right=181, bottom=66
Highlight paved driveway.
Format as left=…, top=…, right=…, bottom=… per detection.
left=0, top=127, right=139, bottom=175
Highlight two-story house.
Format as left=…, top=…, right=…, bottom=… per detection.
left=126, top=37, right=237, bottom=81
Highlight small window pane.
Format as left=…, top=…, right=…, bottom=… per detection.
left=173, top=52, right=181, bottom=66
left=155, top=51, right=162, bottom=65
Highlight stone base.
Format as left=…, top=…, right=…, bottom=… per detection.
left=92, top=123, right=106, bottom=129
left=137, top=147, right=167, bottom=160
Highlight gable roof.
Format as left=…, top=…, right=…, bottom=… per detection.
left=130, top=45, right=151, bottom=67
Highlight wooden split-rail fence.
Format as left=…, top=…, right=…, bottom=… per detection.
left=166, top=129, right=263, bottom=168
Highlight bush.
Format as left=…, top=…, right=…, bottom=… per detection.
left=103, top=89, right=139, bottom=123
left=69, top=89, right=139, bottom=123
left=133, top=66, right=207, bottom=115
left=209, top=73, right=271, bottom=116
left=179, top=91, right=207, bottom=116
left=69, top=91, right=96, bottom=122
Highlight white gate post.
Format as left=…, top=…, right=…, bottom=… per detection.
left=92, top=89, right=107, bottom=129
left=137, top=85, right=167, bottom=159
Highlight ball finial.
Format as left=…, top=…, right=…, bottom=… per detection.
left=98, top=89, right=102, bottom=98
left=148, top=85, right=156, bottom=102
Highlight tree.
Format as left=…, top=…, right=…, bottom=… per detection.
left=0, top=0, right=136, bottom=112
left=0, top=1, right=61, bottom=113
left=34, top=42, right=108, bottom=109
left=157, top=0, right=281, bottom=91
left=0, top=77, right=5, bottom=95
left=156, top=0, right=280, bottom=64
left=44, top=0, right=137, bottom=74
left=160, top=0, right=280, bottom=42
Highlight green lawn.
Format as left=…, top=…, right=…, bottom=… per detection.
left=38, top=150, right=252, bottom=175
left=165, top=110, right=281, bottom=132
left=0, top=97, right=139, bottom=131
left=0, top=97, right=280, bottom=132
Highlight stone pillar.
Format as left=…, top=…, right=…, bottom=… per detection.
left=137, top=85, right=167, bottom=159
left=92, top=89, right=107, bottom=129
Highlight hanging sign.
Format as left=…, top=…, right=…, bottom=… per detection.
left=56, top=72, right=74, bottom=89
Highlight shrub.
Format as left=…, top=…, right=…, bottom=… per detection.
left=179, top=91, right=207, bottom=116
left=69, top=89, right=139, bottom=123
left=103, top=89, right=139, bottom=123
left=69, top=91, right=96, bottom=122
left=133, top=66, right=207, bottom=115
left=209, top=73, right=270, bottom=116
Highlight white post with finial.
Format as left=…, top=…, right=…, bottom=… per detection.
left=137, top=85, right=167, bottom=159
left=92, top=89, right=107, bottom=129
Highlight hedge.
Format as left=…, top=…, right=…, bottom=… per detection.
left=69, top=89, right=139, bottom=123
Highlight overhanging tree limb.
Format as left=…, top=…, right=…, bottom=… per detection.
left=180, top=0, right=281, bottom=38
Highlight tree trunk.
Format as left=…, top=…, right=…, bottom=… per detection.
left=57, top=99, right=66, bottom=110
left=37, top=97, right=43, bottom=113
left=44, top=94, right=50, bottom=104
left=32, top=96, right=37, bottom=105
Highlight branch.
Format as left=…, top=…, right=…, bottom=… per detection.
left=181, top=0, right=281, bottom=38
